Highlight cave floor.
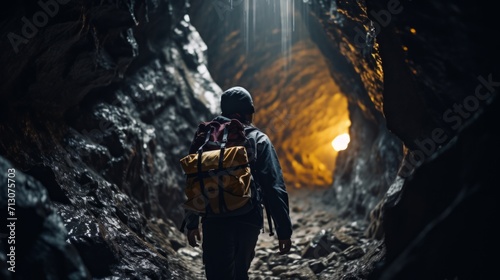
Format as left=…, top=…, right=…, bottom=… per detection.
left=176, top=188, right=385, bottom=280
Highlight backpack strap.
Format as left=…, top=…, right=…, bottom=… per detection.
left=252, top=179, right=274, bottom=236
left=217, top=126, right=229, bottom=213
left=263, top=196, right=274, bottom=236
left=197, top=127, right=212, bottom=216
left=180, top=127, right=212, bottom=232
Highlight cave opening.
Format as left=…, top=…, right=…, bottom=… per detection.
left=189, top=0, right=354, bottom=189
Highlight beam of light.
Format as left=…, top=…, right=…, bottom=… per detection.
left=331, top=133, right=350, bottom=151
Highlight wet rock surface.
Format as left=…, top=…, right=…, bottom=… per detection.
left=0, top=157, right=90, bottom=280
left=1, top=0, right=220, bottom=279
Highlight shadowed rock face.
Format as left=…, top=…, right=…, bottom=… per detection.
left=1, top=0, right=220, bottom=278
left=363, top=0, right=500, bottom=279
left=0, top=157, right=90, bottom=280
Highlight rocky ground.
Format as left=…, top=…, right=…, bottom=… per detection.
left=176, top=188, right=385, bottom=280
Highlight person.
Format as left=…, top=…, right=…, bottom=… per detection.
left=183, top=86, right=293, bottom=280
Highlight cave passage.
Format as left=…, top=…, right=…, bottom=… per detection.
left=1, top=0, right=495, bottom=279
left=190, top=0, right=352, bottom=188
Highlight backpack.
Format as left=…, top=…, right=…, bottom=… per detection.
left=179, top=118, right=260, bottom=217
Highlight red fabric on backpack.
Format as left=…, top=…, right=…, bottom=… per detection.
left=190, top=119, right=247, bottom=153
left=180, top=119, right=257, bottom=216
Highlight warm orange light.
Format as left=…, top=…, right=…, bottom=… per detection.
left=410, top=28, right=417, bottom=34
left=331, top=133, right=350, bottom=151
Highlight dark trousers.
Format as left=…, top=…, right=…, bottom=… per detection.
left=202, top=219, right=261, bottom=280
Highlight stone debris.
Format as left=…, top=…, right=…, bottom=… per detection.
left=174, top=188, right=385, bottom=279
left=248, top=188, right=384, bottom=279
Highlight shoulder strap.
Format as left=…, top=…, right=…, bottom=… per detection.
left=217, top=126, right=229, bottom=213
left=197, top=127, right=213, bottom=216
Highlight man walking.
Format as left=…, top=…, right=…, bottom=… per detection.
left=184, top=86, right=293, bottom=280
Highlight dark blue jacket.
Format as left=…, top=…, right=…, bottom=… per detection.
left=184, top=116, right=293, bottom=240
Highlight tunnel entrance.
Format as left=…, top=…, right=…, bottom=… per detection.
left=189, top=0, right=351, bottom=188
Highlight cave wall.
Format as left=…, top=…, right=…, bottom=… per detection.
left=292, top=2, right=500, bottom=278
left=0, top=0, right=220, bottom=278
left=0, top=157, right=90, bottom=279
left=306, top=0, right=404, bottom=219
left=366, top=0, right=499, bottom=152
left=313, top=0, right=500, bottom=277
left=363, top=0, right=500, bottom=279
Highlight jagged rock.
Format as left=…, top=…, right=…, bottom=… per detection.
left=271, top=265, right=289, bottom=275
left=288, top=253, right=302, bottom=261
left=177, top=247, right=200, bottom=259
left=331, top=231, right=358, bottom=250
left=309, top=259, right=328, bottom=273
left=266, top=254, right=291, bottom=269
left=325, top=251, right=340, bottom=263
left=0, top=1, right=220, bottom=279
left=342, top=246, right=365, bottom=260
left=0, top=156, right=90, bottom=279
left=301, top=229, right=340, bottom=259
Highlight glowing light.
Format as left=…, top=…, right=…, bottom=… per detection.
left=331, top=133, right=350, bottom=151
left=410, top=28, right=417, bottom=34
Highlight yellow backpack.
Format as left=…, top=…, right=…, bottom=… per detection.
left=179, top=119, right=258, bottom=216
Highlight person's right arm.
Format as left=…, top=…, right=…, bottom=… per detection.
left=185, top=210, right=201, bottom=247
left=253, top=133, right=293, bottom=244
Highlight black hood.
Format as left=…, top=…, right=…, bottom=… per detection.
left=220, top=86, right=255, bottom=115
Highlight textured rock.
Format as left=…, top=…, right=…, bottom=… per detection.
left=0, top=156, right=90, bottom=279
left=365, top=0, right=498, bottom=151
left=370, top=96, right=500, bottom=280
left=306, top=0, right=404, bottom=220
left=364, top=0, right=500, bottom=279
left=1, top=0, right=220, bottom=279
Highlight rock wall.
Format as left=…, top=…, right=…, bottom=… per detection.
left=307, top=0, right=404, bottom=219
left=0, top=0, right=220, bottom=278
left=364, top=0, right=500, bottom=278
